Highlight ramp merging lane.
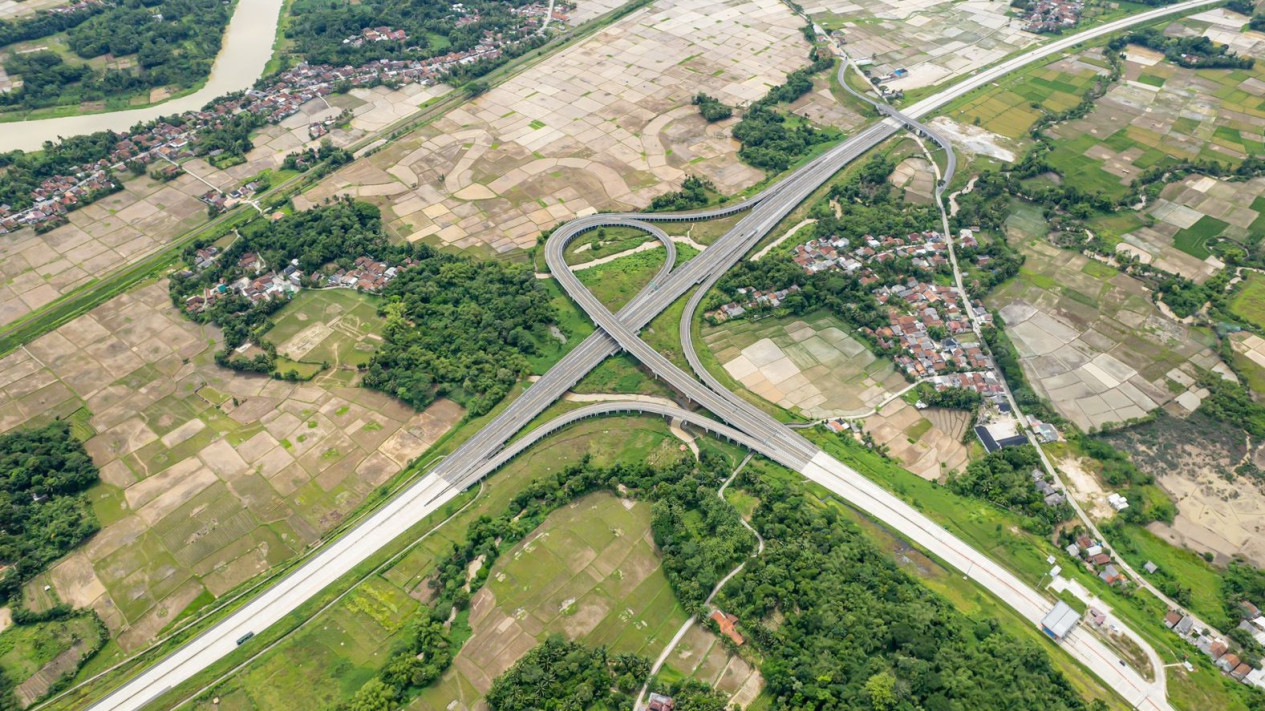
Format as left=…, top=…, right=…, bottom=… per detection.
left=84, top=1, right=1219, bottom=707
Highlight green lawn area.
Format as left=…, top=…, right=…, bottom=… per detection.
left=564, top=226, right=655, bottom=266
left=1231, top=273, right=1265, bottom=330
left=524, top=278, right=596, bottom=375
left=573, top=353, right=677, bottom=399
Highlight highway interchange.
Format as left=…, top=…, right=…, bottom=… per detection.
left=85, top=1, right=1221, bottom=708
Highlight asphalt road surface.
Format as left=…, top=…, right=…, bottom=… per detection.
left=85, top=1, right=1218, bottom=707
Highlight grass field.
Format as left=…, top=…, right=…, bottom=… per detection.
left=575, top=249, right=667, bottom=311
left=1111, top=525, right=1229, bottom=631
left=264, top=289, right=385, bottom=368
left=1231, top=273, right=1265, bottom=330
left=572, top=353, right=678, bottom=399
left=564, top=226, right=656, bottom=266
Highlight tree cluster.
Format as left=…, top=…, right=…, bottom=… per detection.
left=364, top=247, right=555, bottom=415
left=1196, top=373, right=1265, bottom=438
left=0, top=1, right=107, bottom=48
left=948, top=445, right=1074, bottom=533
left=732, top=51, right=837, bottom=172
left=0, top=422, right=100, bottom=600
left=914, top=384, right=982, bottom=411
left=485, top=635, right=648, bottom=711
left=1117, top=28, right=1254, bottom=70
left=719, top=463, right=1100, bottom=711
left=649, top=175, right=715, bottom=212
left=0, top=0, right=233, bottom=112
left=692, top=93, right=733, bottom=122
left=282, top=138, right=352, bottom=172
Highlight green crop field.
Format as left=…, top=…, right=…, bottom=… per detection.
left=0, top=615, right=103, bottom=694
left=1232, top=273, right=1265, bottom=330
left=1174, top=216, right=1229, bottom=259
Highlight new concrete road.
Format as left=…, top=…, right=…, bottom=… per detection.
left=85, top=1, right=1219, bottom=708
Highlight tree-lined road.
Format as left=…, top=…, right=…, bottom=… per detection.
left=84, top=1, right=1220, bottom=708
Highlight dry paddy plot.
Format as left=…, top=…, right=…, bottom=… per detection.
left=862, top=400, right=971, bottom=481
left=987, top=241, right=1227, bottom=431
left=412, top=493, right=760, bottom=710
left=704, top=311, right=906, bottom=418
left=297, top=0, right=815, bottom=254
left=0, top=281, right=461, bottom=651
left=806, top=0, right=1040, bottom=92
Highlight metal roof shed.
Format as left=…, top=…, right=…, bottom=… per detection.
left=1041, top=601, right=1080, bottom=640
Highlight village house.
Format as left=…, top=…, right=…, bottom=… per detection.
left=709, top=610, right=745, bottom=646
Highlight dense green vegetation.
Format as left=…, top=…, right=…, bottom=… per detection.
left=367, top=249, right=555, bottom=415
left=0, top=609, right=107, bottom=709
left=648, top=175, right=716, bottom=212
left=733, top=49, right=837, bottom=172
left=914, top=384, right=981, bottom=411
left=282, top=0, right=547, bottom=79
left=691, top=93, right=732, bottom=122
left=171, top=200, right=558, bottom=414
left=947, top=445, right=1074, bottom=533
left=720, top=461, right=1102, bottom=711
left=0, top=0, right=234, bottom=112
left=0, top=422, right=99, bottom=600
left=0, top=2, right=107, bottom=48
left=485, top=636, right=648, bottom=711
left=1195, top=373, right=1265, bottom=438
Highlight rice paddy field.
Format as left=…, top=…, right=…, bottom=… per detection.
left=944, top=53, right=1110, bottom=141
left=702, top=311, right=907, bottom=419
left=987, top=233, right=1227, bottom=431
left=186, top=417, right=756, bottom=711
left=1230, top=272, right=1265, bottom=330
left=1040, top=17, right=1265, bottom=205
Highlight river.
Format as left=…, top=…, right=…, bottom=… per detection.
left=0, top=0, right=286, bottom=152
